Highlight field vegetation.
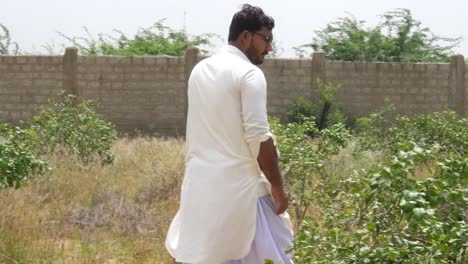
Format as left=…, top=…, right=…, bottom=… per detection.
left=1, top=90, right=466, bottom=263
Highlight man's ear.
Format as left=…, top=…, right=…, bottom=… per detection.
left=239, top=30, right=251, bottom=46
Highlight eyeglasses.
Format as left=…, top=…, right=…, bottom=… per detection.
left=251, top=32, right=273, bottom=44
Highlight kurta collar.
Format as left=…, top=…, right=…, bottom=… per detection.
left=222, top=45, right=251, bottom=64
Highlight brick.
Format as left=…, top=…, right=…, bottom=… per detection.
left=51, top=57, right=62, bottom=64
left=144, top=57, right=156, bottom=65
left=132, top=57, right=145, bottom=65
left=37, top=56, right=52, bottom=64
left=95, top=57, right=107, bottom=65
left=79, top=56, right=96, bottom=64
left=11, top=65, right=21, bottom=71
left=168, top=58, right=179, bottom=65
left=300, top=59, right=312, bottom=68
left=106, top=57, right=121, bottom=65
left=414, top=64, right=426, bottom=72
left=156, top=58, right=167, bottom=66
left=17, top=57, right=27, bottom=64
left=29, top=57, right=40, bottom=64
left=3, top=56, right=16, bottom=63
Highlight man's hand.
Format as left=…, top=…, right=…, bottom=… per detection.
left=271, top=184, right=288, bottom=215
left=257, top=138, right=289, bottom=215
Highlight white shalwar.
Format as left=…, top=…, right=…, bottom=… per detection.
left=165, top=45, right=293, bottom=264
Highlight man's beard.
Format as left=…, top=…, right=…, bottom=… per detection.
left=246, top=44, right=267, bottom=65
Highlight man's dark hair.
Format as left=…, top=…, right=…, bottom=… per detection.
left=228, top=4, right=275, bottom=41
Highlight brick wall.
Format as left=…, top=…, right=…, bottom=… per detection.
left=326, top=62, right=450, bottom=116
left=261, top=58, right=313, bottom=118
left=0, top=48, right=466, bottom=136
left=0, top=56, right=63, bottom=122
left=76, top=55, right=186, bottom=136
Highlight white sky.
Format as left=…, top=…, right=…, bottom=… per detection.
left=2, top=0, right=467, bottom=57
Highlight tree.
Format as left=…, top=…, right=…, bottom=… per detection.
left=58, top=19, right=215, bottom=56
left=0, top=23, right=19, bottom=54
left=295, top=9, right=461, bottom=62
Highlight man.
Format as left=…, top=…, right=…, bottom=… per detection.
left=166, top=4, right=293, bottom=264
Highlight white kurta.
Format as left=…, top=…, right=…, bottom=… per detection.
left=165, top=45, right=276, bottom=264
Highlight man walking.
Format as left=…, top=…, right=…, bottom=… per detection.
left=166, top=4, right=293, bottom=264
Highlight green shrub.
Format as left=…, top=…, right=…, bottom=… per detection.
left=270, top=117, right=352, bottom=227
left=290, top=111, right=467, bottom=263
left=0, top=124, right=48, bottom=189
left=0, top=93, right=118, bottom=189
left=390, top=111, right=467, bottom=154
left=26, top=93, right=117, bottom=164
left=355, top=100, right=397, bottom=151
left=287, top=79, right=347, bottom=130
left=357, top=108, right=467, bottom=156
left=293, top=142, right=467, bottom=263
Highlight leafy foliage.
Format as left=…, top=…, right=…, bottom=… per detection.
left=1, top=93, right=118, bottom=189
left=355, top=99, right=398, bottom=151
left=59, top=20, right=215, bottom=56
left=389, top=111, right=467, bottom=155
left=0, top=124, right=48, bottom=189
left=278, top=110, right=468, bottom=263
left=270, top=117, right=352, bottom=227
left=287, top=79, right=347, bottom=130
left=357, top=108, right=467, bottom=155
left=25, top=93, right=117, bottom=164
left=296, top=9, right=461, bottom=62
left=294, top=143, right=466, bottom=263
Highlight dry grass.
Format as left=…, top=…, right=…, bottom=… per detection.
left=298, top=140, right=385, bottom=228
left=0, top=136, right=185, bottom=264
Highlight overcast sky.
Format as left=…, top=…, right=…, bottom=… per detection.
left=2, top=0, right=467, bottom=57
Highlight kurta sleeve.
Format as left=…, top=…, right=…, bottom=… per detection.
left=240, top=68, right=273, bottom=159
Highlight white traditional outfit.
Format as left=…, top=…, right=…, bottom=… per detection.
left=165, top=45, right=293, bottom=264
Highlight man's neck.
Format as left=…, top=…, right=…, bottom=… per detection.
left=228, top=41, right=246, bottom=55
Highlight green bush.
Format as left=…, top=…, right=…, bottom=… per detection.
left=270, top=117, right=352, bottom=227
left=286, top=96, right=315, bottom=124
left=281, top=111, right=467, bottom=263
left=293, top=142, right=466, bottom=263
left=0, top=93, right=117, bottom=189
left=355, top=100, right=397, bottom=151
left=357, top=108, right=467, bottom=155
left=0, top=124, right=48, bottom=189
left=390, top=111, right=467, bottom=154
left=287, top=79, right=348, bottom=130
left=26, top=93, right=117, bottom=164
